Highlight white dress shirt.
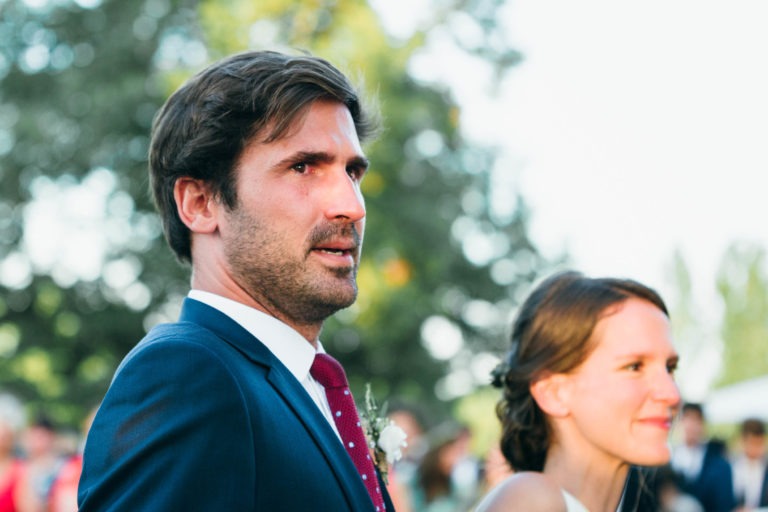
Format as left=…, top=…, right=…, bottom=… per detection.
left=188, top=290, right=341, bottom=441
left=732, top=455, right=766, bottom=508
left=672, top=444, right=706, bottom=481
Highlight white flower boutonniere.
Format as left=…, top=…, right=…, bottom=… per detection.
left=361, top=384, right=408, bottom=485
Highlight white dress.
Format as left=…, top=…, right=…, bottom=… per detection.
left=562, top=489, right=589, bottom=512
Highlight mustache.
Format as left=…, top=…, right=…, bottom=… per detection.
left=308, top=223, right=362, bottom=248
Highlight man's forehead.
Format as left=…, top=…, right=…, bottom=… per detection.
left=254, top=99, right=354, bottom=144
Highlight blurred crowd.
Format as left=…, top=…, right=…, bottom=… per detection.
left=658, top=402, right=768, bottom=512
left=3, top=390, right=768, bottom=512
left=0, top=393, right=93, bottom=512
left=384, top=402, right=768, bottom=512
left=383, top=405, right=513, bottom=512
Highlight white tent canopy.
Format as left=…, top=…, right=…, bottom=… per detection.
left=704, top=375, right=768, bottom=424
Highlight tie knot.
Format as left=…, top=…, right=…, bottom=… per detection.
left=310, top=353, right=348, bottom=389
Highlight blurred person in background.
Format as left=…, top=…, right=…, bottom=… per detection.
left=410, top=428, right=475, bottom=512
left=479, top=444, right=514, bottom=494
left=671, top=403, right=735, bottom=512
left=653, top=465, right=703, bottom=512
left=48, top=407, right=97, bottom=512
left=19, top=415, right=62, bottom=512
left=386, top=405, right=428, bottom=512
left=731, top=417, right=768, bottom=511
left=0, top=393, right=26, bottom=512
left=448, top=425, right=482, bottom=505
left=476, top=271, right=681, bottom=512
left=388, top=405, right=428, bottom=472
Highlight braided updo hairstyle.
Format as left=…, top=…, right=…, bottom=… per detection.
left=491, top=271, right=668, bottom=472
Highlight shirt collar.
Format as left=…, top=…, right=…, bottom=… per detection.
left=188, top=290, right=323, bottom=382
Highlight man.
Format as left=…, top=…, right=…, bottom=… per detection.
left=78, top=50, right=394, bottom=511
left=671, top=402, right=735, bottom=512
left=732, top=417, right=768, bottom=510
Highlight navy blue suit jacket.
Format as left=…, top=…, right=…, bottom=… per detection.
left=78, top=298, right=394, bottom=511
left=680, top=442, right=735, bottom=512
left=761, top=464, right=768, bottom=507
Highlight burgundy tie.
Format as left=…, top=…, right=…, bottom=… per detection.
left=310, top=353, right=386, bottom=511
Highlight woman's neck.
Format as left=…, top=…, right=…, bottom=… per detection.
left=544, top=444, right=629, bottom=512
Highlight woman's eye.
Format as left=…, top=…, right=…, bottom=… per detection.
left=626, top=362, right=642, bottom=372
left=291, top=163, right=307, bottom=173
left=667, top=362, right=678, bottom=374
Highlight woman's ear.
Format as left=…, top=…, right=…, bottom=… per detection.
left=174, top=177, right=219, bottom=234
left=530, top=372, right=571, bottom=418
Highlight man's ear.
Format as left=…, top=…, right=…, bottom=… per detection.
left=530, top=372, right=571, bottom=418
left=174, top=177, right=219, bottom=234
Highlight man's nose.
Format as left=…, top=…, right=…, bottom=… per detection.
left=323, top=168, right=366, bottom=222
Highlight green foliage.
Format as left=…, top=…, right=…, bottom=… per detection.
left=716, top=242, right=768, bottom=387
left=0, top=0, right=196, bottom=425
left=665, top=250, right=715, bottom=398
left=0, top=0, right=546, bottom=427
left=0, top=275, right=146, bottom=425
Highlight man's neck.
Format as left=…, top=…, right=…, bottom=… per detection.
left=189, top=286, right=322, bottom=347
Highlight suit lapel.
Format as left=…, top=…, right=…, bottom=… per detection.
left=179, top=298, right=374, bottom=510
left=760, top=461, right=768, bottom=507
left=267, top=367, right=374, bottom=509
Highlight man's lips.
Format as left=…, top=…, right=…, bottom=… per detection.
left=312, top=243, right=357, bottom=254
left=310, top=240, right=359, bottom=262
left=309, top=223, right=361, bottom=252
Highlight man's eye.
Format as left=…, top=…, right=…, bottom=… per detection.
left=347, top=166, right=365, bottom=179
left=626, top=362, right=642, bottom=372
left=291, top=163, right=307, bottom=173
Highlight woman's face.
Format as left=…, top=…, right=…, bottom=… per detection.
left=563, top=297, right=681, bottom=467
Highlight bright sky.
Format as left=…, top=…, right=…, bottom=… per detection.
left=497, top=1, right=768, bottom=295
left=375, top=0, right=768, bottom=399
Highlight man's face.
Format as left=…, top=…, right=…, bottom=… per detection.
left=219, top=100, right=367, bottom=332
left=680, top=409, right=705, bottom=446
left=743, top=433, right=766, bottom=460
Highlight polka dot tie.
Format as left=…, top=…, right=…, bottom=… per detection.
left=310, top=353, right=386, bottom=511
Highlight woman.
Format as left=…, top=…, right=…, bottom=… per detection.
left=477, top=271, right=681, bottom=512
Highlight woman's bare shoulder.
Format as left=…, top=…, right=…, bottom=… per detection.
left=475, top=472, right=567, bottom=512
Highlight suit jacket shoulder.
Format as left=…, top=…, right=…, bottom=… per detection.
left=79, top=298, right=381, bottom=511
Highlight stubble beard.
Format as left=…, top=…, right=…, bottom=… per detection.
left=224, top=211, right=361, bottom=327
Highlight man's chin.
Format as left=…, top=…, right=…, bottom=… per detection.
left=326, top=285, right=358, bottom=311
left=299, top=282, right=358, bottom=322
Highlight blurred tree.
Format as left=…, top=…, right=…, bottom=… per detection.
left=716, top=242, right=768, bottom=387
left=0, top=0, right=201, bottom=424
left=665, top=249, right=718, bottom=400
left=0, top=0, right=547, bottom=426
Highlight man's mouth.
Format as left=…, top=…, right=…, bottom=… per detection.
left=308, top=224, right=362, bottom=262
left=315, top=247, right=351, bottom=256
left=310, top=241, right=358, bottom=263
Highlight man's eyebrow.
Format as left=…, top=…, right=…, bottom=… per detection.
left=271, top=151, right=369, bottom=171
